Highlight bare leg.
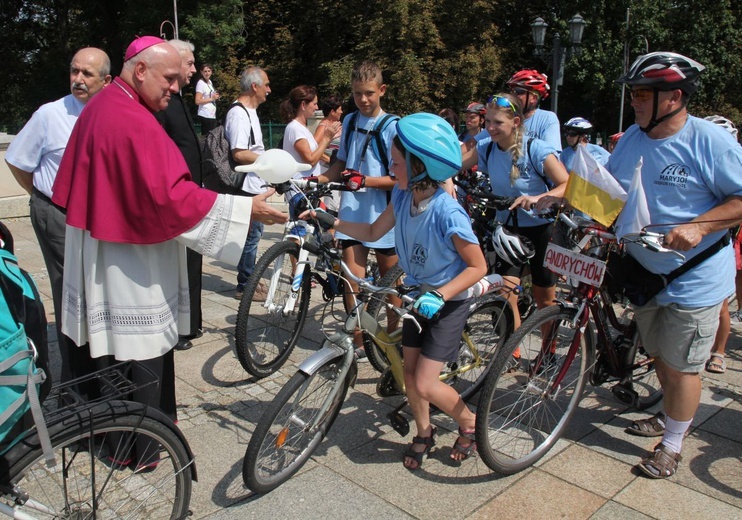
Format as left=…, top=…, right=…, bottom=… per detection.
left=710, top=298, right=729, bottom=357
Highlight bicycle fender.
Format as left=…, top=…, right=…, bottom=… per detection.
left=297, top=343, right=347, bottom=376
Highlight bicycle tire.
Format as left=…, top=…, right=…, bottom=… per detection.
left=235, top=240, right=312, bottom=378
left=2, top=401, right=193, bottom=519
left=476, top=305, right=593, bottom=474
left=447, top=296, right=513, bottom=401
left=362, top=263, right=405, bottom=373
left=243, top=359, right=350, bottom=493
left=630, top=342, right=663, bottom=410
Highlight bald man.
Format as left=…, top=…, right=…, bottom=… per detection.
left=5, top=47, right=111, bottom=384
left=51, top=37, right=286, bottom=419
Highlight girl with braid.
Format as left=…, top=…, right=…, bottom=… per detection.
left=463, top=93, right=568, bottom=335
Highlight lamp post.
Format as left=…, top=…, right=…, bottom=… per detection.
left=618, top=8, right=649, bottom=132
left=530, top=14, right=586, bottom=118
left=159, top=1, right=179, bottom=40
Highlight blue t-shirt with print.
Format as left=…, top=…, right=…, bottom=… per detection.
left=561, top=143, right=611, bottom=171
left=335, top=112, right=397, bottom=248
left=607, top=116, right=742, bottom=307
left=477, top=136, right=558, bottom=227
left=391, top=186, right=478, bottom=287
left=525, top=109, right=562, bottom=152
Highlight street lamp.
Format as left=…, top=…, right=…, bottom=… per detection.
left=159, top=1, right=180, bottom=40
left=530, top=14, right=587, bottom=117
left=618, top=8, right=649, bottom=132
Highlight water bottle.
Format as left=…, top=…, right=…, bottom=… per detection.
left=464, top=273, right=504, bottom=298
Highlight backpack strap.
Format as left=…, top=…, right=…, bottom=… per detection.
left=525, top=137, right=552, bottom=191
left=342, top=112, right=399, bottom=175
left=228, top=103, right=254, bottom=148
left=662, top=232, right=731, bottom=286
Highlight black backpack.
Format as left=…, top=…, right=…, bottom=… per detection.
left=202, top=103, right=253, bottom=195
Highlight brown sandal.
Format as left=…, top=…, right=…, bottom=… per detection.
left=638, top=443, right=682, bottom=479
left=705, top=353, right=726, bottom=374
left=626, top=412, right=665, bottom=437
left=450, top=428, right=477, bottom=461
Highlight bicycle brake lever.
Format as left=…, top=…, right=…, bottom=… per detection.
left=638, top=234, right=686, bottom=260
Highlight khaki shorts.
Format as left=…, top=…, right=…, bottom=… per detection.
left=634, top=300, right=722, bottom=373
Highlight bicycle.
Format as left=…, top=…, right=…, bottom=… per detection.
left=475, top=211, right=664, bottom=474
left=0, top=362, right=195, bottom=519
left=242, top=251, right=516, bottom=493
left=234, top=179, right=381, bottom=379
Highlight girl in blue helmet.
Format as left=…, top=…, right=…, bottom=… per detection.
left=312, top=113, right=487, bottom=469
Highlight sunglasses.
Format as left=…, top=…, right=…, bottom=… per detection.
left=487, top=95, right=518, bottom=114
left=510, top=87, right=530, bottom=96
left=629, top=88, right=654, bottom=102
left=564, top=131, right=580, bottom=137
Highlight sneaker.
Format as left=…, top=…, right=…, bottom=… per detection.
left=354, top=347, right=368, bottom=362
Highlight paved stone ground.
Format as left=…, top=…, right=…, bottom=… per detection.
left=5, top=216, right=741, bottom=520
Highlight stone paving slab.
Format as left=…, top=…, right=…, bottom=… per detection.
left=2, top=216, right=741, bottom=519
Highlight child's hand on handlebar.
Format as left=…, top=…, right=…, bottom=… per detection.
left=534, top=196, right=567, bottom=213
left=412, top=291, right=444, bottom=319
left=342, top=169, right=365, bottom=191
left=510, top=194, right=540, bottom=211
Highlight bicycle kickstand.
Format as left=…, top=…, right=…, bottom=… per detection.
left=387, top=398, right=410, bottom=437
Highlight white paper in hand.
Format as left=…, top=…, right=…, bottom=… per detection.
left=234, top=149, right=312, bottom=184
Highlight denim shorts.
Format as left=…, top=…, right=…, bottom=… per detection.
left=633, top=300, right=723, bottom=373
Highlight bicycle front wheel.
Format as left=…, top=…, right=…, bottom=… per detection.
left=363, top=263, right=405, bottom=373
left=243, top=358, right=349, bottom=493
left=476, top=305, right=593, bottom=474
left=235, top=240, right=312, bottom=378
left=3, top=404, right=193, bottom=519
left=445, top=296, right=513, bottom=401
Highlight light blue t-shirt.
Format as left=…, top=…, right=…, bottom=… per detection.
left=477, top=135, right=558, bottom=227
left=524, top=109, right=562, bottom=152
left=335, top=112, right=398, bottom=248
left=391, top=186, right=478, bottom=287
left=5, top=94, right=84, bottom=198
left=561, top=143, right=611, bottom=171
left=607, top=116, right=742, bottom=307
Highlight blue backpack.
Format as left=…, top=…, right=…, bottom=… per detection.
left=0, top=222, right=50, bottom=450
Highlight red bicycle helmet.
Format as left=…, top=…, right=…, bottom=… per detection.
left=507, top=69, right=550, bottom=99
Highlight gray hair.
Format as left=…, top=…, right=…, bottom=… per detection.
left=168, top=39, right=195, bottom=55
left=240, top=66, right=265, bottom=92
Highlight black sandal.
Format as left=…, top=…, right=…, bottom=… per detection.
left=450, top=427, right=477, bottom=461
left=403, top=427, right=437, bottom=470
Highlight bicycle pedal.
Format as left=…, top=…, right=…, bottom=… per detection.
left=388, top=411, right=410, bottom=437
left=611, top=383, right=639, bottom=406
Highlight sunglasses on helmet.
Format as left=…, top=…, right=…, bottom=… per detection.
left=487, top=95, right=518, bottom=114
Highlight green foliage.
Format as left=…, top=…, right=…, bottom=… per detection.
left=3, top=0, right=741, bottom=137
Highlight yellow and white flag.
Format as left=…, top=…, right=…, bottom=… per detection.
left=564, top=146, right=627, bottom=227
left=614, top=157, right=651, bottom=240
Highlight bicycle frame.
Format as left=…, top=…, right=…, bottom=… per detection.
left=262, top=219, right=316, bottom=315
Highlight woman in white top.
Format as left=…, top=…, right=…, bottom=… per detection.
left=314, top=95, right=344, bottom=214
left=194, top=63, right=220, bottom=135
left=279, top=86, right=341, bottom=233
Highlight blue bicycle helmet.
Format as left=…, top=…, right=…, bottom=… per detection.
left=396, top=113, right=462, bottom=183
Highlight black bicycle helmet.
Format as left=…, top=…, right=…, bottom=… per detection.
left=617, top=52, right=705, bottom=95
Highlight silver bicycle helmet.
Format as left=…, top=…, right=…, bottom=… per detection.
left=704, top=115, right=738, bottom=140
left=491, top=224, right=536, bottom=267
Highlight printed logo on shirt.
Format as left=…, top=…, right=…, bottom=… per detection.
left=410, top=243, right=428, bottom=269
left=655, top=163, right=691, bottom=189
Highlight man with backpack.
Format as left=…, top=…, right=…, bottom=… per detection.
left=225, top=66, right=272, bottom=300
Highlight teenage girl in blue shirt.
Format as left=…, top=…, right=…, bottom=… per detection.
left=315, top=114, right=487, bottom=470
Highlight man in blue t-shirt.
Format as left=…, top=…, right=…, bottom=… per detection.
left=609, top=52, right=742, bottom=480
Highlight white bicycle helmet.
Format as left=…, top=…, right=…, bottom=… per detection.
left=491, top=224, right=536, bottom=267
left=563, top=117, right=593, bottom=134
left=704, top=115, right=738, bottom=140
